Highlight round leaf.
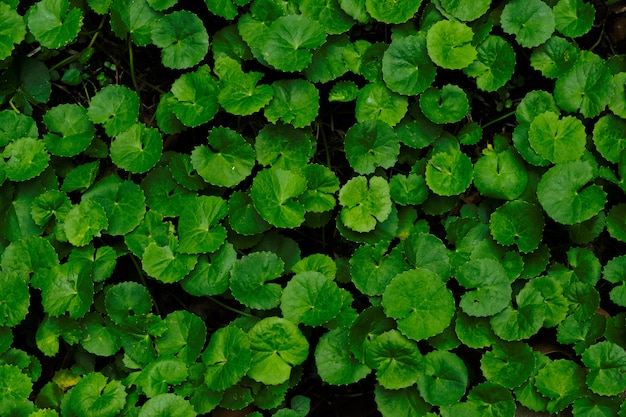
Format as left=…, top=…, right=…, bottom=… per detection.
left=480, top=342, right=535, bottom=389
left=26, top=0, right=83, bottom=49
left=250, top=167, right=307, bottom=228
left=417, top=350, right=468, bottom=406
left=151, top=10, right=209, bottom=69
left=229, top=251, right=284, bottom=310
left=42, top=104, right=94, bottom=157
left=490, top=200, right=544, bottom=253
left=420, top=84, right=469, bottom=124
left=70, top=372, right=126, bottom=417
left=365, top=0, right=423, bottom=24
left=138, top=393, right=197, bottom=417
left=425, top=149, right=473, bottom=196
left=110, top=123, right=162, bottom=174
left=105, top=281, right=153, bottom=328
left=314, top=328, right=371, bottom=386
left=464, top=35, right=516, bottom=92
left=137, top=357, right=188, bottom=398
left=537, top=160, right=607, bottom=225
left=528, top=111, right=586, bottom=164
left=281, top=271, right=342, bottom=326
left=403, top=232, right=450, bottom=280
left=389, top=173, right=428, bottom=206
left=0, top=4, right=26, bottom=61
left=170, top=65, right=219, bottom=127
left=339, top=175, right=392, bottom=233
left=554, top=0, right=595, bottom=38
left=65, top=199, right=108, bottom=247
left=426, top=20, right=477, bottom=70
left=456, top=259, right=511, bottom=317
left=382, top=268, right=455, bottom=341
left=350, top=243, right=407, bottom=296
left=255, top=123, right=314, bottom=169
left=217, top=69, right=273, bottom=116
left=177, top=196, right=228, bottom=254
left=365, top=329, right=421, bottom=389
left=473, top=146, right=528, bottom=200
left=203, top=324, right=251, bottom=391
left=554, top=58, right=613, bottom=118
left=355, top=82, right=408, bottom=127
left=3, top=137, right=49, bottom=181
left=439, top=0, right=491, bottom=21
left=382, top=33, right=435, bottom=96
left=530, top=35, right=579, bottom=79
left=582, top=341, right=626, bottom=396
left=0, top=271, right=30, bottom=327
left=593, top=114, right=626, bottom=164
left=141, top=242, right=197, bottom=283
left=500, top=0, right=555, bottom=48
left=87, top=85, right=139, bottom=137
left=490, top=283, right=546, bottom=341
left=344, top=120, right=399, bottom=174
left=181, top=243, right=237, bottom=296
left=265, top=79, right=319, bottom=128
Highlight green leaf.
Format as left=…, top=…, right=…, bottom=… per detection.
left=217, top=65, right=273, bottom=116
left=374, top=385, right=431, bottom=417
left=69, top=245, right=118, bottom=283
left=3, top=138, right=50, bottom=182
left=281, top=271, right=342, bottom=326
left=147, top=0, right=177, bottom=11
left=481, top=341, right=536, bottom=389
left=350, top=242, right=407, bottom=296
left=205, top=0, right=239, bottom=20
left=439, top=0, right=491, bottom=21
left=203, top=324, right=250, bottom=391
left=191, top=127, right=255, bottom=188
left=403, top=232, right=450, bottom=280
left=365, top=0, right=422, bottom=24
left=553, top=0, right=595, bottom=38
left=537, top=160, right=607, bottom=225
left=0, top=111, right=38, bottom=147
left=365, top=329, right=421, bottom=389
left=425, top=148, right=473, bottom=196
left=0, top=364, right=32, bottom=401
left=328, top=80, right=359, bottom=102
left=0, top=4, right=26, bottom=61
left=582, top=341, right=626, bottom=396
left=389, top=173, right=428, bottom=206
left=426, top=20, right=477, bottom=69
left=26, top=0, right=83, bottom=49
left=64, top=199, right=108, bottom=247
left=534, top=359, right=586, bottom=413
left=250, top=167, right=307, bottom=228
left=300, top=164, right=339, bottom=213
left=137, top=356, right=188, bottom=397
left=417, top=350, right=468, bottom=406
left=440, top=382, right=516, bottom=417
left=490, top=282, right=546, bottom=341
left=138, top=393, right=197, bottom=417
left=355, top=82, right=408, bottom=127
left=156, top=310, right=206, bottom=364
left=349, top=306, right=396, bottom=362
left=315, top=328, right=370, bottom=385
left=420, top=84, right=469, bottom=124
left=255, top=123, right=314, bottom=169
left=344, top=120, right=399, bottom=174
left=110, top=123, right=162, bottom=174
left=170, top=65, right=219, bottom=127
left=227, top=191, right=271, bottom=235
left=593, top=114, right=626, bottom=164
left=383, top=268, right=455, bottom=341
left=70, top=372, right=126, bottom=417
left=80, top=313, right=121, bottom=356
left=151, top=10, right=209, bottom=69
left=181, top=242, right=237, bottom=296
left=61, top=161, right=99, bottom=193
left=262, top=14, right=326, bottom=72
left=141, top=241, right=197, bottom=283
left=456, top=258, right=511, bottom=317
left=490, top=200, right=544, bottom=253
left=304, top=34, right=350, bottom=83
left=382, top=33, right=435, bottom=96
left=464, top=35, right=516, bottom=92
left=300, top=0, right=354, bottom=34
left=105, top=281, right=153, bottom=328
left=609, top=72, right=626, bottom=118
left=554, top=57, right=613, bottom=118
left=33, top=261, right=93, bottom=318
left=530, top=35, right=579, bottom=79
left=42, top=104, right=94, bottom=157
left=87, top=85, right=139, bottom=137
left=473, top=145, right=528, bottom=200
left=339, top=175, right=392, bottom=233
left=247, top=317, right=309, bottom=385
left=169, top=152, right=206, bottom=191
left=528, top=111, right=586, bottom=164
left=265, top=79, right=319, bottom=128
left=500, top=0, right=555, bottom=48
left=455, top=311, right=498, bottom=349
left=0, top=236, right=59, bottom=276
left=230, top=251, right=284, bottom=310
left=0, top=271, right=29, bottom=327
left=110, top=0, right=159, bottom=46
left=82, top=175, right=146, bottom=236
left=177, top=196, right=228, bottom=254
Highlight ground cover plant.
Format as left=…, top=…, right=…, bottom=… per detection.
left=1, top=0, right=626, bottom=415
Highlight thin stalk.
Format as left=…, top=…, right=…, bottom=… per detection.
left=129, top=255, right=161, bottom=316
left=481, top=110, right=516, bottom=129
left=128, top=37, right=140, bottom=94
left=208, top=296, right=255, bottom=318
left=48, top=15, right=105, bottom=73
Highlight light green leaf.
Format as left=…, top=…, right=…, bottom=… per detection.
left=383, top=268, right=455, bottom=341
left=473, top=145, right=528, bottom=200
left=440, top=382, right=516, bottom=417
left=490, top=283, right=546, bottom=341
left=177, top=196, right=227, bottom=254
left=530, top=35, right=580, bottom=80
left=170, top=65, right=219, bottom=127
left=181, top=243, right=237, bottom=296
left=205, top=0, right=239, bottom=20
left=34, top=261, right=93, bottom=318
left=61, top=161, right=100, bottom=193
left=229, top=251, right=284, bottom=310
left=365, top=0, right=422, bottom=24
left=281, top=271, right=342, bottom=326
left=217, top=66, right=273, bottom=116
left=265, top=79, right=319, bottom=128
left=255, top=123, right=314, bottom=169
left=355, top=82, right=408, bottom=127
left=43, top=104, right=94, bottom=157
left=250, top=167, right=307, bottom=228
left=481, top=341, right=536, bottom=389
left=417, top=350, right=468, bottom=406
left=3, top=138, right=50, bottom=182
left=456, top=258, right=511, bottom=317
left=151, top=10, right=209, bottom=69
left=147, top=0, right=177, bottom=11
left=300, top=164, right=339, bottom=213
left=328, top=80, right=359, bottom=102
left=262, top=14, right=327, bottom=72
left=339, top=175, right=392, bottom=233
left=490, top=200, right=544, bottom=253
left=138, top=393, right=197, bottom=417
left=26, top=0, right=83, bottom=49
left=0, top=4, right=26, bottom=61
left=374, top=385, right=431, bottom=417
left=248, top=317, right=309, bottom=385
left=365, top=329, right=421, bottom=389
left=528, top=111, right=586, bottom=164
left=500, top=0, right=555, bottom=48
left=582, top=341, right=626, bottom=396
left=554, top=58, right=613, bottom=118
left=426, top=19, right=477, bottom=69
left=0, top=364, right=32, bottom=401
left=87, top=85, right=139, bottom=137
left=382, top=33, right=435, bottom=96
left=141, top=241, right=197, bottom=283
left=344, top=120, right=399, bottom=174
left=300, top=0, right=354, bottom=34
left=609, top=72, right=626, bottom=118
left=110, top=0, right=159, bottom=46
left=64, top=199, right=108, bottom=247
left=156, top=310, right=206, bottom=364
left=203, top=324, right=250, bottom=391
left=137, top=356, right=188, bottom=397
left=439, top=0, right=491, bottom=21
left=304, top=34, right=350, bottom=83
left=70, top=372, right=126, bottom=417
left=0, top=111, right=38, bottom=147
left=425, top=148, right=473, bottom=196
left=593, top=114, right=626, bottom=163
left=554, top=0, right=595, bottom=38
left=0, top=236, right=59, bottom=276
left=110, top=123, right=162, bottom=174
left=420, top=84, right=469, bottom=124
left=464, top=35, right=515, bottom=92
left=0, top=271, right=29, bottom=327
left=315, top=328, right=370, bottom=385
left=389, top=173, right=428, bottom=206
left=527, top=276, right=569, bottom=328
left=534, top=359, right=586, bottom=413
left=537, top=160, right=607, bottom=225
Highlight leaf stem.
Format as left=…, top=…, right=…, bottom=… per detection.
left=208, top=296, right=254, bottom=318
left=128, top=37, right=140, bottom=94
left=48, top=15, right=105, bottom=73
left=481, top=110, right=516, bottom=129
left=129, top=255, right=161, bottom=316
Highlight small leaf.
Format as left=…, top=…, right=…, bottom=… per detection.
left=300, top=164, right=339, bottom=213
left=151, top=10, right=209, bottom=69
left=365, top=329, right=421, bottom=389
left=247, top=317, right=309, bottom=385
left=490, top=200, right=544, bottom=253
left=229, top=251, right=284, bottom=310
left=250, top=167, right=307, bottom=228
left=3, top=138, right=50, bottom=182
left=70, top=372, right=126, bottom=417
left=314, top=328, right=370, bottom=386
left=425, top=148, right=473, bottom=196
left=365, top=0, right=423, bottom=24
left=464, top=35, right=516, bottom=92
left=537, top=160, right=607, bottom=225
left=300, top=0, right=354, bottom=34
left=0, top=111, right=38, bottom=147
left=553, top=0, right=595, bottom=38
left=389, top=173, right=428, bottom=206
left=205, top=0, right=240, bottom=20
left=203, top=324, right=250, bottom=391
left=61, top=161, right=100, bottom=193
left=281, top=271, right=342, bottom=326
left=228, top=191, right=271, bottom=235
left=177, top=196, right=228, bottom=254
left=593, top=114, right=626, bottom=163
left=456, top=258, right=511, bottom=317
left=305, top=34, right=350, bottom=83
left=440, top=382, right=516, bottom=417
left=110, top=123, right=162, bottom=174
left=344, top=120, right=399, bottom=175
left=87, top=85, right=139, bottom=137
left=500, top=0, right=555, bottom=48
left=265, top=79, right=319, bottom=128
left=426, top=20, right=477, bottom=70
left=420, top=84, right=469, bottom=124
left=355, top=82, right=408, bottom=127
left=339, top=175, right=392, bottom=233
left=26, top=0, right=83, bottom=49
left=382, top=268, right=455, bottom=341
left=64, top=199, right=108, bottom=247
left=80, top=312, right=121, bottom=357
left=328, top=80, right=359, bottom=102
left=170, top=65, right=219, bottom=127
left=417, top=350, right=468, bottom=406
left=382, top=33, right=435, bottom=96
left=43, top=104, right=94, bottom=157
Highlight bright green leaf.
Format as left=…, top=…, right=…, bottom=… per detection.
left=64, top=199, right=108, bottom=247
left=315, top=328, right=370, bottom=385
left=403, top=232, right=450, bottom=280
left=554, top=57, right=613, bottom=118
left=250, top=167, right=307, bottom=228
left=227, top=191, right=271, bottom=235
left=87, top=85, right=139, bottom=137
left=339, top=175, right=392, bottom=233
left=110, top=0, right=159, bottom=46
left=281, top=271, right=342, bottom=326
left=141, top=241, right=197, bottom=283
left=490, top=200, right=544, bottom=253
left=593, top=114, right=626, bottom=164
left=374, top=385, right=431, bottom=417
left=420, top=84, right=469, bottom=124
left=3, top=138, right=50, bottom=182
left=426, top=19, right=477, bottom=69
left=255, top=123, right=314, bottom=169
left=456, top=258, right=511, bottom=317
left=203, top=324, right=250, bottom=391
left=582, top=341, right=626, bottom=396
left=156, top=310, right=206, bottom=364
left=528, top=111, right=586, bottom=164
left=0, top=271, right=29, bottom=327
left=530, top=35, right=579, bottom=79
left=229, top=251, right=284, bottom=310
left=34, top=261, right=93, bottom=318
left=464, top=35, right=515, bottom=91
left=137, top=356, right=188, bottom=398
left=181, top=243, right=237, bottom=296
left=110, top=123, right=162, bottom=174
left=105, top=281, right=153, bottom=328
left=300, top=164, right=339, bottom=213
left=70, top=372, right=126, bottom=417
left=42, top=104, right=93, bottom=157
left=417, top=350, right=468, bottom=406
left=554, top=0, right=595, bottom=38
left=481, top=341, right=536, bottom=389
left=304, top=34, right=351, bottom=83
left=490, top=283, right=546, bottom=341
left=350, top=242, right=407, bottom=296
left=534, top=359, right=586, bottom=413
left=365, top=329, right=421, bottom=389
left=344, top=120, right=399, bottom=174
left=265, top=79, right=319, bottom=128
left=0, top=4, right=26, bottom=61
left=382, top=33, right=435, bottom=96
left=425, top=148, right=473, bottom=196
left=439, top=0, right=491, bottom=21
left=26, top=0, right=83, bottom=49
left=177, top=196, right=228, bottom=254
left=170, top=65, right=219, bottom=127
left=151, top=10, right=209, bottom=69
left=365, top=0, right=422, bottom=24
left=473, top=145, right=528, bottom=200
left=217, top=66, right=273, bottom=116
left=138, top=393, right=197, bottom=417
left=300, top=0, right=354, bottom=34
left=500, top=0, right=555, bottom=48
left=355, top=82, right=408, bottom=127
left=440, top=382, right=516, bottom=417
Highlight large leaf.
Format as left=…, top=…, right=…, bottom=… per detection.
left=500, top=0, right=555, bottom=48
left=43, top=104, right=94, bottom=157
left=456, top=259, right=511, bottom=317
left=315, top=328, right=371, bottom=386
left=26, top=0, right=83, bottom=49
left=203, top=324, right=251, bottom=391
left=382, top=33, right=435, bottom=96
left=339, top=175, right=392, bottom=233
left=265, top=79, right=319, bottom=128
left=344, top=120, right=399, bottom=174
left=110, top=123, right=162, bottom=174
left=250, top=167, right=307, bottom=228
left=280, top=271, right=342, bottom=326
left=87, top=85, right=139, bottom=137
left=70, top=372, right=126, bottom=417
left=417, top=350, right=468, bottom=406
left=229, top=251, right=284, bottom=310
left=528, top=111, right=586, bottom=164
left=177, top=196, right=228, bottom=254
left=365, top=0, right=422, bottom=24
left=170, top=65, right=219, bottom=127
left=464, top=36, right=515, bottom=92
left=554, top=57, right=613, bottom=118
left=426, top=20, right=477, bottom=70
left=151, top=10, right=209, bottom=69
left=355, top=82, right=408, bottom=127
left=365, top=329, right=422, bottom=389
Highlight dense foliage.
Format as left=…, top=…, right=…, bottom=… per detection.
left=1, top=0, right=626, bottom=415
